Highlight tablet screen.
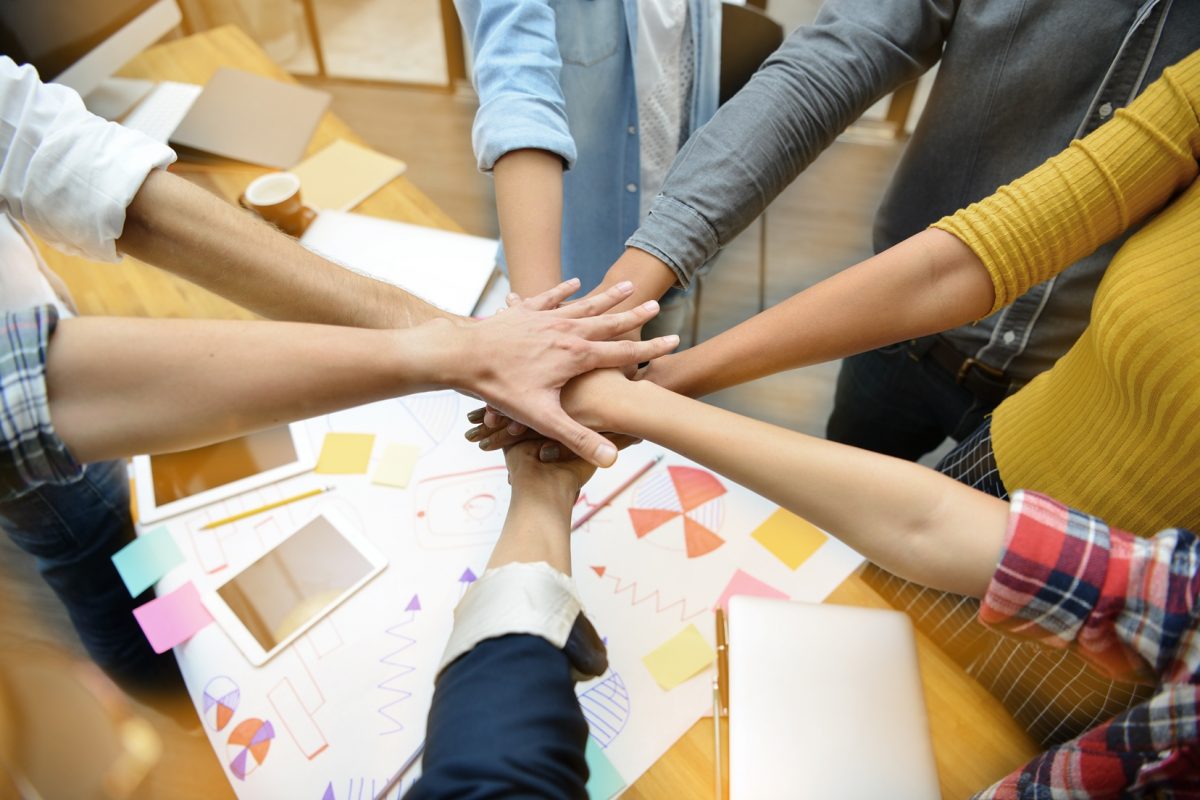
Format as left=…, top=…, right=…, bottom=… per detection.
left=215, top=515, right=372, bottom=650
left=150, top=426, right=298, bottom=505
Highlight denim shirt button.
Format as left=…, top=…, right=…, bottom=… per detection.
left=1098, top=102, right=1114, bottom=119
left=1003, top=330, right=1016, bottom=345
left=627, top=125, right=637, bottom=134
left=625, top=183, right=638, bottom=193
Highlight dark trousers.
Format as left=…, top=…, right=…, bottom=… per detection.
left=0, top=460, right=175, bottom=689
left=826, top=343, right=995, bottom=460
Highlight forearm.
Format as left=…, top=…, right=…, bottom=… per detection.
left=493, top=149, right=566, bottom=296
left=45, top=316, right=458, bottom=462
left=628, top=0, right=952, bottom=286
left=487, top=477, right=576, bottom=575
left=650, top=228, right=994, bottom=397
left=609, top=382, right=1007, bottom=597
left=119, top=170, right=454, bottom=329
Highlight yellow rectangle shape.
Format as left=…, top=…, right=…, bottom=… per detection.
left=315, top=432, right=375, bottom=475
left=751, top=508, right=827, bottom=570
left=642, top=623, right=715, bottom=691
left=371, top=443, right=421, bottom=488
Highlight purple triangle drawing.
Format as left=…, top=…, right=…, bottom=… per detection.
left=405, top=594, right=422, bottom=611
left=322, top=782, right=335, bottom=800
left=459, top=568, right=477, bottom=583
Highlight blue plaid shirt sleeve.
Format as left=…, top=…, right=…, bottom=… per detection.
left=0, top=306, right=81, bottom=500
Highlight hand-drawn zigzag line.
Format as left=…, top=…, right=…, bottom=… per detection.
left=605, top=573, right=708, bottom=622
left=377, top=612, right=418, bottom=735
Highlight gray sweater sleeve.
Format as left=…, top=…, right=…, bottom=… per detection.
left=627, top=0, right=957, bottom=287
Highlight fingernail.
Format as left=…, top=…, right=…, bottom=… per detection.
left=616, top=280, right=633, bottom=293
left=506, top=292, right=519, bottom=303
left=540, top=445, right=560, bottom=462
left=467, top=408, right=485, bottom=423
left=596, top=443, right=617, bottom=466
left=664, top=334, right=680, bottom=346
left=507, top=422, right=523, bottom=435
left=642, top=300, right=659, bottom=312
left=480, top=438, right=491, bottom=449
left=465, top=425, right=484, bottom=441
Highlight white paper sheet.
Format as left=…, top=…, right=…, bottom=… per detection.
left=147, top=393, right=864, bottom=798
left=300, top=212, right=497, bottom=317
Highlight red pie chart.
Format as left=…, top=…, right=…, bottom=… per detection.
left=627, top=466, right=727, bottom=558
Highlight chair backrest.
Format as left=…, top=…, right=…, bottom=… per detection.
left=719, top=3, right=785, bottom=105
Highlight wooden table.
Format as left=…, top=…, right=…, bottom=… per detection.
left=41, top=25, right=1039, bottom=799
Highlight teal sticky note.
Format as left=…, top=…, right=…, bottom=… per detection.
left=112, top=526, right=185, bottom=596
left=585, top=737, right=626, bottom=800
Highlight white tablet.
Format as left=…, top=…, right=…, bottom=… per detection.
left=133, top=424, right=315, bottom=524
left=205, top=509, right=386, bottom=665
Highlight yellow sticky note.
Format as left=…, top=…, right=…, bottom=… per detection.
left=642, top=623, right=715, bottom=691
left=372, top=443, right=421, bottom=488
left=315, top=432, right=375, bottom=475
left=751, top=508, right=827, bottom=570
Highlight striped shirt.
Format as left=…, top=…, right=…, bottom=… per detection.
left=975, top=490, right=1200, bottom=798
left=0, top=305, right=80, bottom=501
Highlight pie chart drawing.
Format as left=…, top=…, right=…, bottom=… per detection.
left=627, top=466, right=727, bottom=558
left=226, top=718, right=274, bottom=780
left=201, top=676, right=240, bottom=732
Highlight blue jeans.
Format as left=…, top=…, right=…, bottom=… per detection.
left=826, top=344, right=994, bottom=461
left=0, top=460, right=174, bottom=689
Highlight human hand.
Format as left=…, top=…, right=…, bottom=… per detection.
left=504, top=439, right=597, bottom=500
left=467, top=369, right=641, bottom=457
left=450, top=278, right=676, bottom=467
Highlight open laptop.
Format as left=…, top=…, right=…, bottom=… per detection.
left=726, top=596, right=940, bottom=799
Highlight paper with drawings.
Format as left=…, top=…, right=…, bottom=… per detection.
left=145, top=392, right=863, bottom=798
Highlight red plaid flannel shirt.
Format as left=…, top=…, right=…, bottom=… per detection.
left=974, top=490, right=1200, bottom=798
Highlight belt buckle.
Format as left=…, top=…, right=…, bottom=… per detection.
left=956, top=357, right=1004, bottom=384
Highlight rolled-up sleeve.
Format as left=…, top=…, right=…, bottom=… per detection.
left=455, top=0, right=577, bottom=172
left=0, top=306, right=81, bottom=500
left=0, top=57, right=175, bottom=262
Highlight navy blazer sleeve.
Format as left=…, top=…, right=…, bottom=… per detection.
left=405, top=634, right=590, bottom=799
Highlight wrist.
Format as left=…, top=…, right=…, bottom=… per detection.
left=603, top=378, right=655, bottom=437
left=403, top=317, right=474, bottom=389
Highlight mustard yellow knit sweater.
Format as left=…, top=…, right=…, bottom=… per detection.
left=933, top=49, right=1200, bottom=536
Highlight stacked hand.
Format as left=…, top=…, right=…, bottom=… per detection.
left=448, top=278, right=676, bottom=467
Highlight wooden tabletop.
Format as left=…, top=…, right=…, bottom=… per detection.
left=41, top=25, right=1039, bottom=799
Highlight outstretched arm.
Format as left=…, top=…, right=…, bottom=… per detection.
left=411, top=443, right=597, bottom=800
left=119, top=169, right=452, bottom=329
left=646, top=49, right=1200, bottom=398
left=510, top=371, right=1010, bottom=598
left=6, top=283, right=674, bottom=492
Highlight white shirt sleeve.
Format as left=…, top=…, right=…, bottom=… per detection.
left=0, top=57, right=176, bottom=262
left=439, top=561, right=583, bottom=676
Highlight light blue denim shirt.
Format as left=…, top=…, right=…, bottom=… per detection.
left=455, top=0, right=720, bottom=293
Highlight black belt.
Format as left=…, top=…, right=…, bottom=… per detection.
left=907, top=336, right=1012, bottom=407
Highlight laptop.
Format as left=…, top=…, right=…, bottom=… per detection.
left=726, top=597, right=940, bottom=799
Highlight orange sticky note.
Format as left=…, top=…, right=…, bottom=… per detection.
left=642, top=623, right=715, bottom=690
left=315, top=432, right=375, bottom=474
left=751, top=508, right=827, bottom=570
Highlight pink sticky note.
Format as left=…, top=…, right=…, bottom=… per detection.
left=714, top=569, right=789, bottom=612
left=132, top=582, right=214, bottom=653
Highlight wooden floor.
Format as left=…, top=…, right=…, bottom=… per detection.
left=0, top=79, right=955, bottom=798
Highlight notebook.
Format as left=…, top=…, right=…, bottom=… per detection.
left=726, top=597, right=939, bottom=799
left=169, top=68, right=330, bottom=169
left=291, top=139, right=408, bottom=212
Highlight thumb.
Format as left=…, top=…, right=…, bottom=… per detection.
left=540, top=407, right=618, bottom=468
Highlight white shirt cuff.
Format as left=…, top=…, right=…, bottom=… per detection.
left=438, top=562, right=582, bottom=676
